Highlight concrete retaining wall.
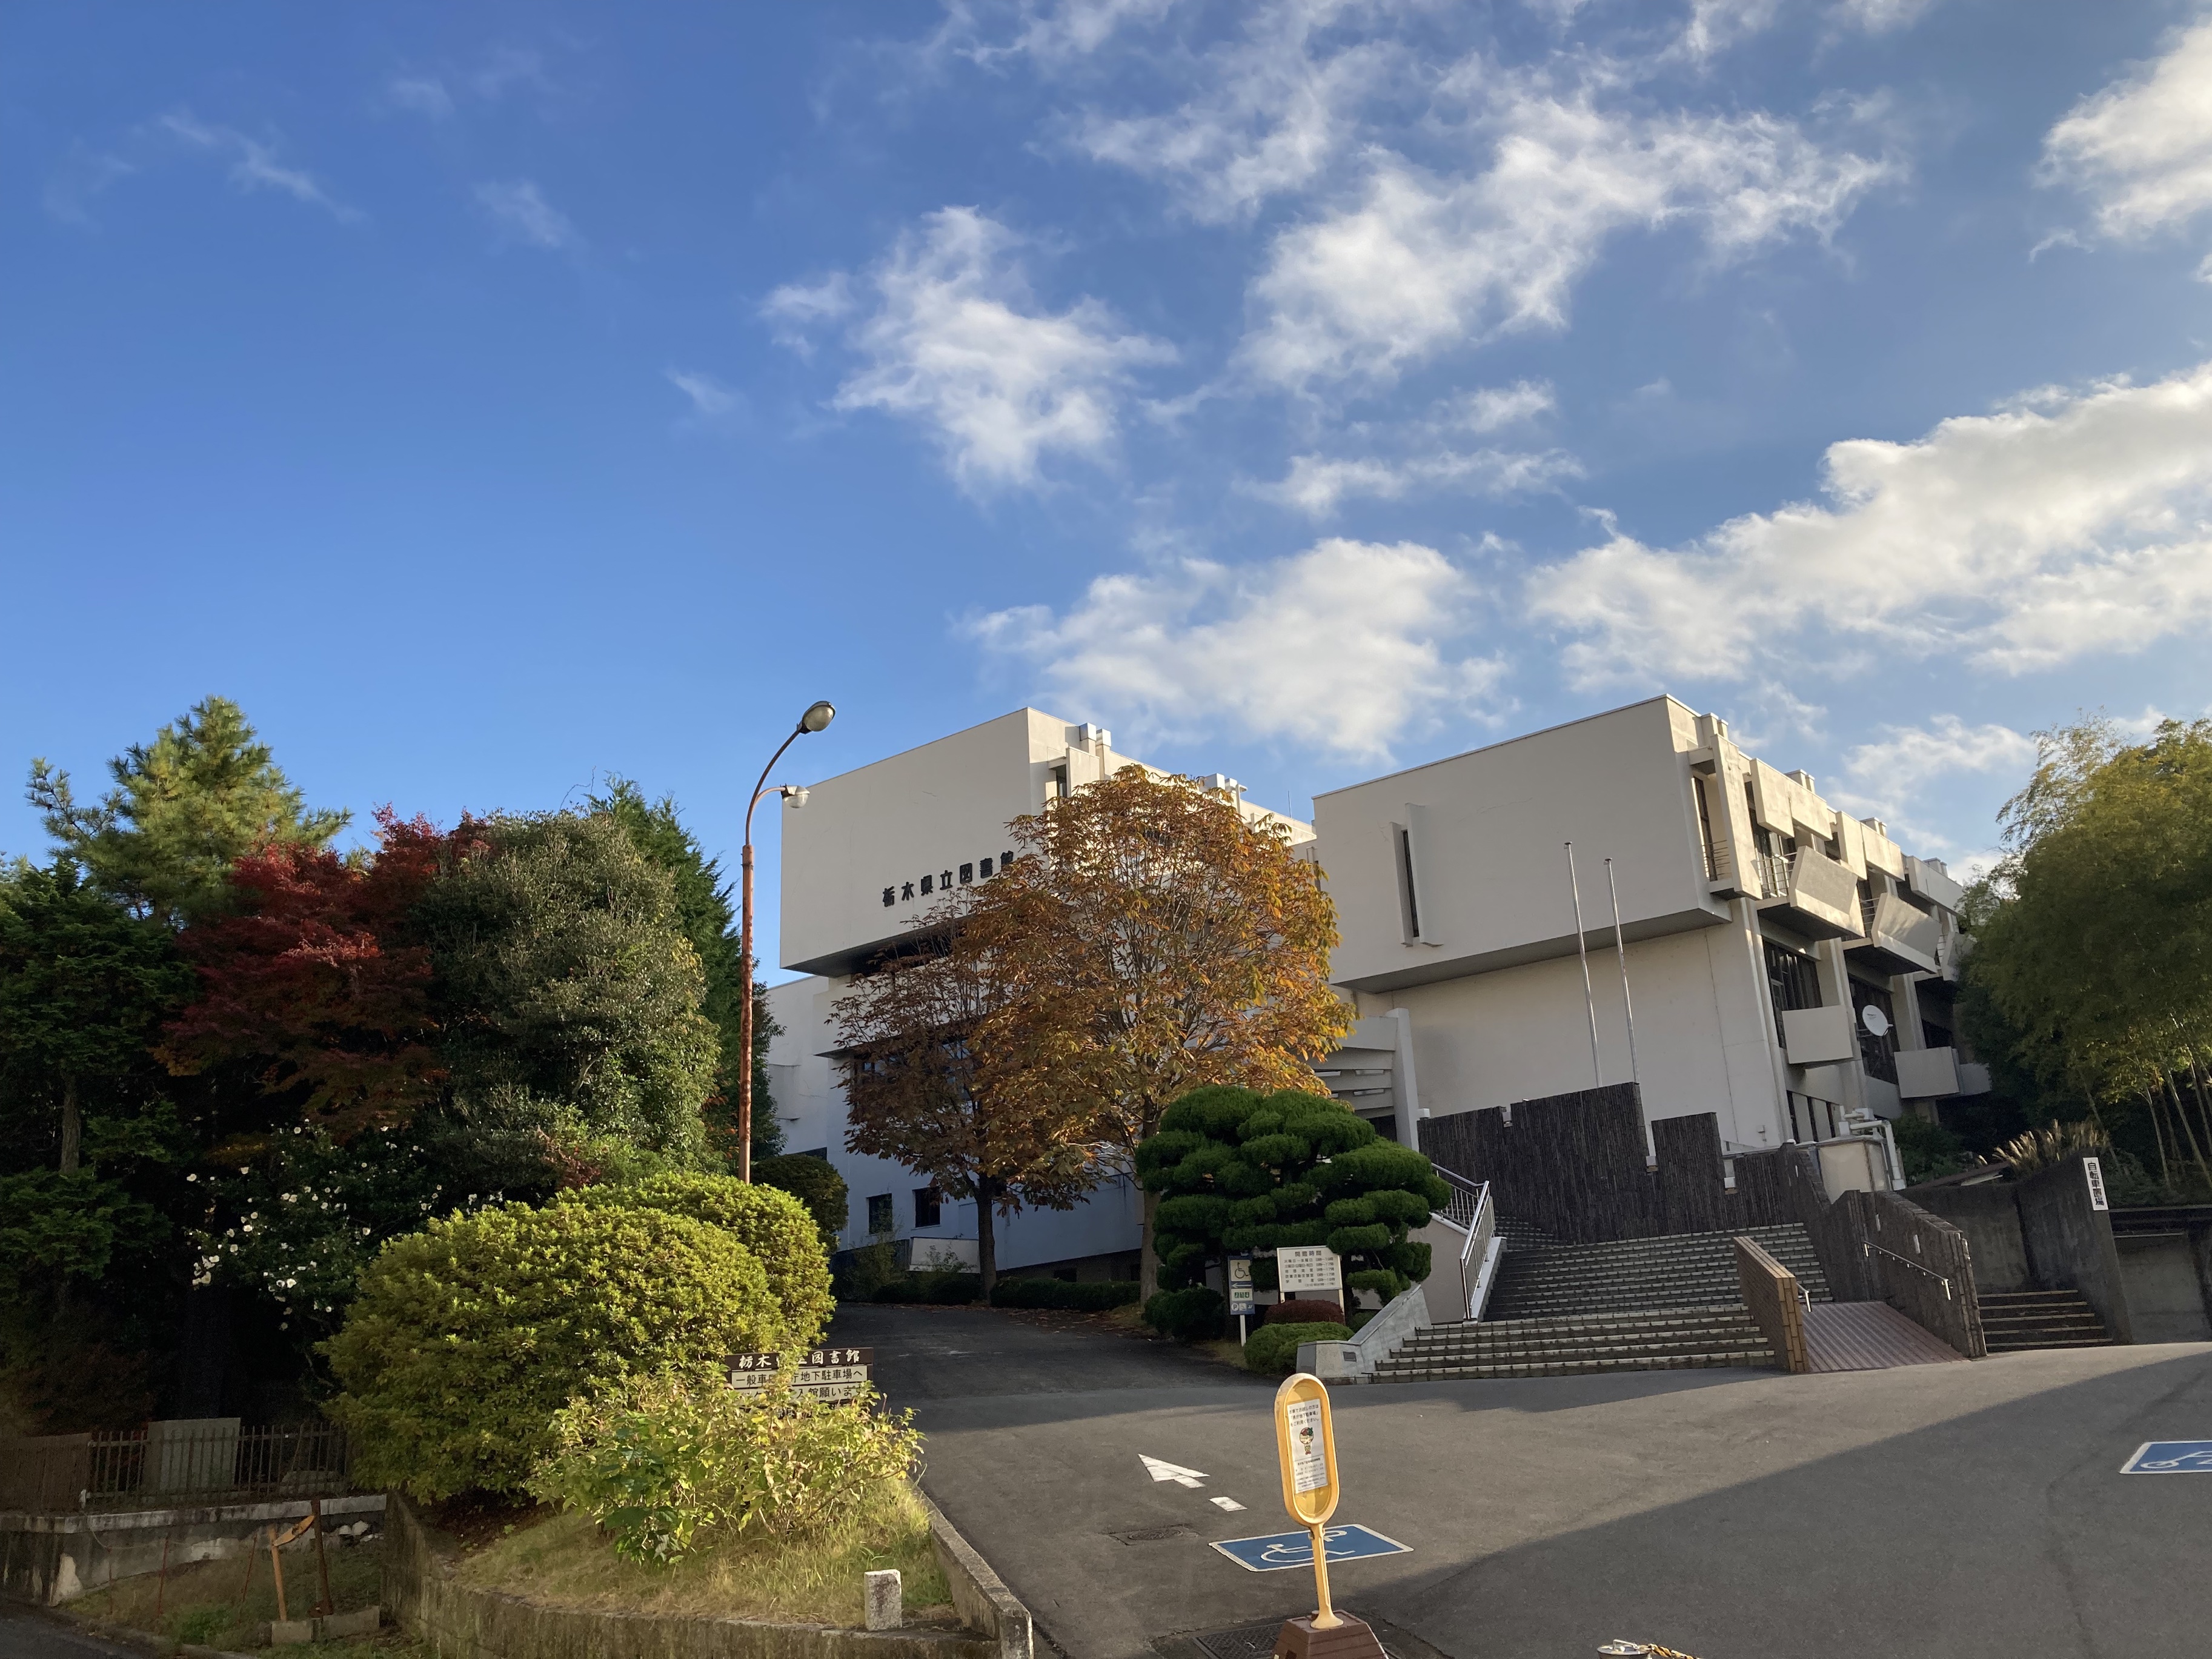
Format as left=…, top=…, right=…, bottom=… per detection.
left=0, top=1494, right=385, bottom=1607
left=2017, top=1153, right=2133, bottom=1345
left=388, top=1494, right=1007, bottom=1659
left=1904, top=1183, right=2032, bottom=1293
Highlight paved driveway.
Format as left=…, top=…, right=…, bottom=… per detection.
left=831, top=1306, right=2212, bottom=1659
left=0, top=1609, right=148, bottom=1659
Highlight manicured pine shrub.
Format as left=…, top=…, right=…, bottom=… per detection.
left=1143, top=1285, right=1226, bottom=1341
left=324, top=1202, right=778, bottom=1500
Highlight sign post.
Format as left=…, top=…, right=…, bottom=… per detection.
left=1275, top=1246, right=1344, bottom=1318
left=725, top=1347, right=874, bottom=1401
left=1269, top=1374, right=1387, bottom=1659
left=1231, top=1257, right=1254, bottom=1344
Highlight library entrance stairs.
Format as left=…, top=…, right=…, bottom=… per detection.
left=1377, top=1223, right=1831, bottom=1382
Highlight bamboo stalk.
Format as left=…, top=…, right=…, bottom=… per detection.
left=2144, top=1088, right=2172, bottom=1192
left=2164, top=1073, right=2212, bottom=1192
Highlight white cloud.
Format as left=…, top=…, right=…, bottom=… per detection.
left=474, top=179, right=578, bottom=250
left=768, top=207, right=1174, bottom=493
left=666, top=369, right=739, bottom=417
left=386, top=75, right=455, bottom=119
left=969, top=538, right=1500, bottom=759
left=1239, top=81, right=1895, bottom=388
left=159, top=111, right=357, bottom=220
left=945, top=0, right=1180, bottom=66
left=760, top=272, right=856, bottom=357
left=2042, top=18, right=2212, bottom=240
left=1842, top=716, right=2039, bottom=797
left=1528, top=359, right=2212, bottom=687
left=1681, top=0, right=1783, bottom=62
left=1260, top=445, right=1579, bottom=516
left=1069, top=1, right=1401, bottom=222
left=1831, top=0, right=1936, bottom=31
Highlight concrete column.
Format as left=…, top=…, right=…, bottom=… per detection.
left=1387, top=1006, right=1422, bottom=1148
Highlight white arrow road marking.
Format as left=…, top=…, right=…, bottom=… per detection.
left=1140, top=1455, right=1210, bottom=1488
left=1210, top=1496, right=1244, bottom=1511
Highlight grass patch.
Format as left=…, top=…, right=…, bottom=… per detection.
left=456, top=1481, right=951, bottom=1628
left=65, top=1533, right=423, bottom=1658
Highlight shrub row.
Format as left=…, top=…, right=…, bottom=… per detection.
left=1143, top=1285, right=1224, bottom=1341
left=1243, top=1321, right=1352, bottom=1375
left=990, top=1277, right=1140, bottom=1311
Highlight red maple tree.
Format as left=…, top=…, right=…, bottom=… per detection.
left=159, top=809, right=482, bottom=1136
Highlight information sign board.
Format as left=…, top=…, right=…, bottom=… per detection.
left=2083, top=1156, right=2110, bottom=1212
left=1276, top=1246, right=1342, bottom=1297
left=725, top=1348, right=874, bottom=1401
left=1229, top=1257, right=1254, bottom=1315
left=1208, top=1525, right=1411, bottom=1574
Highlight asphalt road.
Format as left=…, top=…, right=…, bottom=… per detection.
left=832, top=1304, right=2212, bottom=1659
left=0, top=1609, right=146, bottom=1659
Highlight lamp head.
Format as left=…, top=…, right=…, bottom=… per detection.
left=783, top=785, right=811, bottom=809
left=799, top=700, right=836, bottom=734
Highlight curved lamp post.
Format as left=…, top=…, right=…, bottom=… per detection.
left=737, top=699, right=835, bottom=1181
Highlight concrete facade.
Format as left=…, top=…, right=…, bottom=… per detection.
left=763, top=709, right=1307, bottom=1274
left=762, top=696, right=1981, bottom=1269
left=1315, top=697, right=1982, bottom=1175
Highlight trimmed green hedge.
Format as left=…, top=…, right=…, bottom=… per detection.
left=753, top=1154, right=850, bottom=1250
left=990, top=1277, right=1140, bottom=1311
left=874, top=1271, right=983, bottom=1304
left=555, top=1172, right=835, bottom=1351
left=324, top=1202, right=777, bottom=1500
left=1243, top=1320, right=1352, bottom=1375
left=1143, top=1285, right=1225, bottom=1341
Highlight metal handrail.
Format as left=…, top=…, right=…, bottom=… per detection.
left=1433, top=1166, right=1487, bottom=1232
left=1459, top=1181, right=1490, bottom=1272
left=1862, top=1240, right=1954, bottom=1300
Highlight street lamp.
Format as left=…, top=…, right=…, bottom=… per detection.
left=737, top=699, right=835, bottom=1182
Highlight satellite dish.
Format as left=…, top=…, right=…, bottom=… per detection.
left=1861, top=1005, right=1890, bottom=1039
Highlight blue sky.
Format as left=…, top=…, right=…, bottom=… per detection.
left=7, top=1, right=2212, bottom=974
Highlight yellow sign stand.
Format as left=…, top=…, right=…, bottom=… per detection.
left=1270, top=1374, right=1386, bottom=1659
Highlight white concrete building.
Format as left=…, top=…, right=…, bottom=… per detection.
left=762, top=708, right=1311, bottom=1276
left=1315, top=696, right=1983, bottom=1172
left=764, top=696, right=1982, bottom=1269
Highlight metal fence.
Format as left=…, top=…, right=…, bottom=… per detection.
left=1, top=1420, right=351, bottom=1513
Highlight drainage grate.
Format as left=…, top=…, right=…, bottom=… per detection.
left=1182, top=1615, right=1447, bottom=1659
left=1193, top=1622, right=1282, bottom=1659
left=1110, top=1524, right=1197, bottom=1544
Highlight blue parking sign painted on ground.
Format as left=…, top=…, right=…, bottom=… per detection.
left=2121, top=1440, right=2212, bottom=1473
left=1209, top=1524, right=1411, bottom=1572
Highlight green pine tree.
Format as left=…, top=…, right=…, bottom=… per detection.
left=587, top=779, right=784, bottom=1165
left=28, top=696, right=348, bottom=926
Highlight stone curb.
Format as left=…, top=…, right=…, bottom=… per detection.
left=921, top=1494, right=1034, bottom=1659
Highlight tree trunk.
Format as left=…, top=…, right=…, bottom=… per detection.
left=2182, top=1048, right=2212, bottom=1172
left=976, top=1177, right=998, bottom=1299
left=2145, top=1089, right=2173, bottom=1192
left=1139, top=1185, right=1161, bottom=1303
left=2164, top=1074, right=2212, bottom=1192
left=59, top=1075, right=81, bottom=1174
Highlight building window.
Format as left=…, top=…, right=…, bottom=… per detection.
left=913, top=1186, right=941, bottom=1228
left=1694, top=775, right=1722, bottom=880
left=1852, top=980, right=1898, bottom=1084
left=866, top=1193, right=894, bottom=1235
left=1764, top=940, right=1820, bottom=1046
left=1393, top=823, right=1423, bottom=942
left=1049, top=763, right=1070, bottom=800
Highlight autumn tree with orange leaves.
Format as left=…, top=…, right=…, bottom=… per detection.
left=832, top=905, right=1092, bottom=1295
left=951, top=765, right=1350, bottom=1298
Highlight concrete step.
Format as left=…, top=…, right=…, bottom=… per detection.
left=1377, top=1346, right=1776, bottom=1381
left=1975, top=1289, right=2112, bottom=1351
